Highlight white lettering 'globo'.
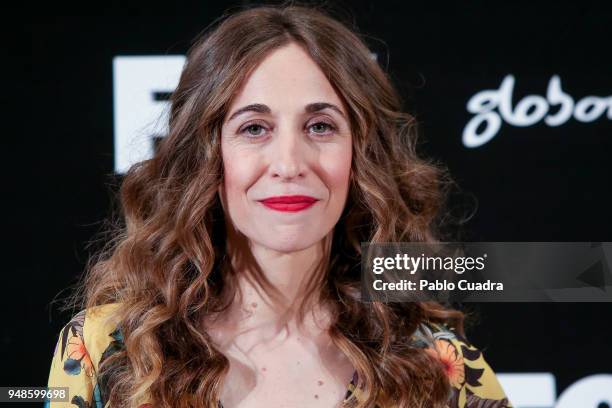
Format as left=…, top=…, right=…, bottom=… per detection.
left=462, top=74, right=612, bottom=148
left=544, top=75, right=573, bottom=126
left=497, top=75, right=549, bottom=126
left=574, top=96, right=612, bottom=122
left=463, top=91, right=503, bottom=148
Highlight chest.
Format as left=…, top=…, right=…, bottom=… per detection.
left=218, top=337, right=355, bottom=408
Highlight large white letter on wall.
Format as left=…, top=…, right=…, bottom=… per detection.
left=113, top=56, right=186, bottom=174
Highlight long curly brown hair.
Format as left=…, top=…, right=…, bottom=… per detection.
left=63, top=3, right=470, bottom=408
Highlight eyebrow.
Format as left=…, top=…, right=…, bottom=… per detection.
left=226, top=102, right=346, bottom=123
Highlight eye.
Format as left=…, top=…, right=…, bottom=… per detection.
left=308, top=121, right=336, bottom=136
left=239, top=122, right=269, bottom=138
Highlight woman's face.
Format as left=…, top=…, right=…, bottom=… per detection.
left=220, top=42, right=352, bottom=253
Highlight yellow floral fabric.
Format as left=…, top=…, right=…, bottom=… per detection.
left=46, top=303, right=511, bottom=407
left=347, top=322, right=513, bottom=407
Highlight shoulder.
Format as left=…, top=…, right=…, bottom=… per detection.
left=60, top=303, right=124, bottom=374
left=411, top=322, right=513, bottom=408
left=49, top=302, right=156, bottom=407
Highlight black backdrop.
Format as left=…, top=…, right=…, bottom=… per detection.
left=13, top=1, right=612, bottom=407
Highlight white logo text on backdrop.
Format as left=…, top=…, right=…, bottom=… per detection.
left=463, top=75, right=612, bottom=148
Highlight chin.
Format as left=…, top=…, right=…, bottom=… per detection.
left=256, top=230, right=322, bottom=253
left=263, top=239, right=316, bottom=254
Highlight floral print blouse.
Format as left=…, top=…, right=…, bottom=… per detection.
left=45, top=303, right=512, bottom=407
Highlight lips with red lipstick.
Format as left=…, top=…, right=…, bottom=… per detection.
left=258, top=195, right=320, bottom=212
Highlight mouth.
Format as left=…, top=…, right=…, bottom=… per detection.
left=258, top=195, right=320, bottom=212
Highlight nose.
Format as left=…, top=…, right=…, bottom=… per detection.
left=269, top=127, right=307, bottom=180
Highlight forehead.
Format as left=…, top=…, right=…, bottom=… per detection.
left=228, top=42, right=345, bottom=113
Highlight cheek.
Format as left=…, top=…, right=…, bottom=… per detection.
left=221, top=144, right=256, bottom=211
left=322, top=142, right=352, bottom=200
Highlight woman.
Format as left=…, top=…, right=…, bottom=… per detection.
left=46, top=4, right=511, bottom=408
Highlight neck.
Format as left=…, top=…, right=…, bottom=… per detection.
left=205, top=233, right=334, bottom=349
